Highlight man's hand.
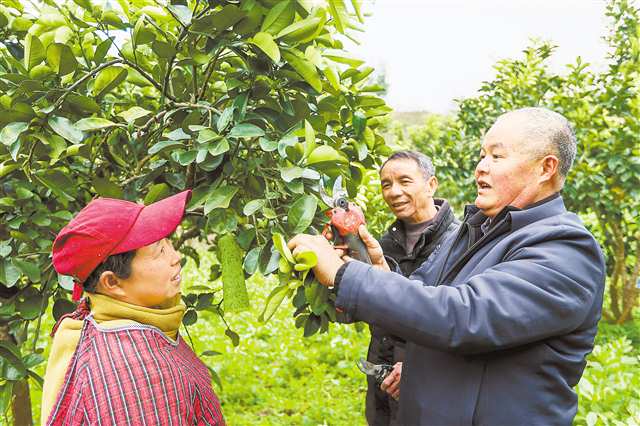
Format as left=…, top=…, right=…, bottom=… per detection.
left=380, top=362, right=402, bottom=401
left=288, top=234, right=345, bottom=287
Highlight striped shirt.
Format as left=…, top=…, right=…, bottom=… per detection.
left=46, top=315, right=224, bottom=425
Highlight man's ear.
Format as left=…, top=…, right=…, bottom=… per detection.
left=427, top=175, right=439, bottom=196
left=96, top=271, right=126, bottom=298
left=539, top=155, right=560, bottom=185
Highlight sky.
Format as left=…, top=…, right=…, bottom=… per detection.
left=347, top=0, right=611, bottom=113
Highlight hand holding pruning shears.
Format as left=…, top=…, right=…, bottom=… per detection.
left=319, top=176, right=371, bottom=264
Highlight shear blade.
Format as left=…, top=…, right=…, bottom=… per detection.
left=332, top=175, right=348, bottom=199
left=357, top=358, right=379, bottom=376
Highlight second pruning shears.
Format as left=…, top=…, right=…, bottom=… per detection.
left=319, top=176, right=371, bottom=264
left=356, top=358, right=394, bottom=386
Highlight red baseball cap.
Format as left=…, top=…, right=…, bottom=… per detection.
left=52, top=190, right=192, bottom=300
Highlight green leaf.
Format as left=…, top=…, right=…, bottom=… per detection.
left=281, top=166, right=304, bottom=182
left=207, top=138, right=230, bottom=156
left=272, top=233, right=295, bottom=263
left=327, top=0, right=348, bottom=33
left=132, top=17, right=155, bottom=45
left=57, top=274, right=75, bottom=291
left=118, top=106, right=151, bottom=123
left=276, top=16, right=322, bottom=42
left=24, top=33, right=45, bottom=70
left=12, top=259, right=40, bottom=283
left=52, top=299, right=76, bottom=321
left=144, top=183, right=170, bottom=205
left=323, top=64, right=340, bottom=91
left=303, top=314, right=321, bottom=337
left=0, top=242, right=11, bottom=258
left=46, top=43, right=77, bottom=76
left=282, top=50, right=322, bottom=92
left=48, top=116, right=83, bottom=144
left=0, top=341, right=27, bottom=379
left=250, top=32, right=280, bottom=63
left=294, top=250, right=318, bottom=271
left=219, top=234, right=250, bottom=313
left=243, top=247, right=260, bottom=275
left=304, top=120, right=316, bottom=157
left=351, top=0, right=364, bottom=23
left=191, top=5, right=246, bottom=36
left=166, top=128, right=191, bottom=140
left=16, top=289, right=43, bottom=320
left=225, top=328, right=240, bottom=346
left=92, top=176, right=123, bottom=198
left=204, top=185, right=239, bottom=214
left=261, top=1, right=294, bottom=35
left=306, top=145, right=347, bottom=165
left=243, top=199, right=265, bottom=216
left=259, top=137, right=278, bottom=152
left=323, top=49, right=365, bottom=67
left=183, top=309, right=197, bottom=325
left=0, top=122, right=28, bottom=146
left=0, top=259, right=20, bottom=287
left=93, top=37, right=113, bottom=65
left=259, top=284, right=289, bottom=322
left=167, top=4, right=192, bottom=26
left=228, top=123, right=265, bottom=138
left=217, top=107, right=234, bottom=132
left=148, top=140, right=183, bottom=154
left=92, top=66, right=128, bottom=97
left=353, top=110, right=366, bottom=137
left=75, top=117, right=117, bottom=131
left=65, top=94, right=100, bottom=113
left=35, top=170, right=76, bottom=202
left=151, top=40, right=176, bottom=59
left=288, top=195, right=317, bottom=233
left=177, top=150, right=197, bottom=165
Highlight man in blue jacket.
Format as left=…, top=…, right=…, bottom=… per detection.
left=289, top=107, right=605, bottom=425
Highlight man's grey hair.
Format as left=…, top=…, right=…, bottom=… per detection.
left=380, top=150, right=435, bottom=180
left=497, top=107, right=577, bottom=178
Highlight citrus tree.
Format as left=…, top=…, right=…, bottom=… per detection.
left=0, top=0, right=391, bottom=421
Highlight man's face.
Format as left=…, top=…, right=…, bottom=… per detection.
left=118, top=238, right=182, bottom=308
left=474, top=117, right=543, bottom=217
left=380, top=158, right=437, bottom=223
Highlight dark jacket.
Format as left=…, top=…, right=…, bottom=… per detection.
left=371, top=198, right=459, bottom=363
left=366, top=199, right=458, bottom=426
left=337, top=196, right=605, bottom=426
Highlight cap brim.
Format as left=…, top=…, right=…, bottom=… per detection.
left=111, top=190, right=192, bottom=254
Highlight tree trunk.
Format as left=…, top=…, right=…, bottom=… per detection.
left=0, top=323, right=33, bottom=425
left=11, top=380, right=33, bottom=426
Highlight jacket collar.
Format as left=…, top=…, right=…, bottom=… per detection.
left=388, top=198, right=454, bottom=245
left=463, top=192, right=563, bottom=230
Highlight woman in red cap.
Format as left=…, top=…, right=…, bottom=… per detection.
left=42, top=190, right=225, bottom=425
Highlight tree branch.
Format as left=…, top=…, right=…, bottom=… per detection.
left=121, top=59, right=178, bottom=102
left=53, top=59, right=124, bottom=110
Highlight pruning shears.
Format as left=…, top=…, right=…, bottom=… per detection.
left=357, top=358, right=394, bottom=386
left=319, top=176, right=371, bottom=264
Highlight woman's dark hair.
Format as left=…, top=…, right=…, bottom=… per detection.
left=83, top=250, right=137, bottom=293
